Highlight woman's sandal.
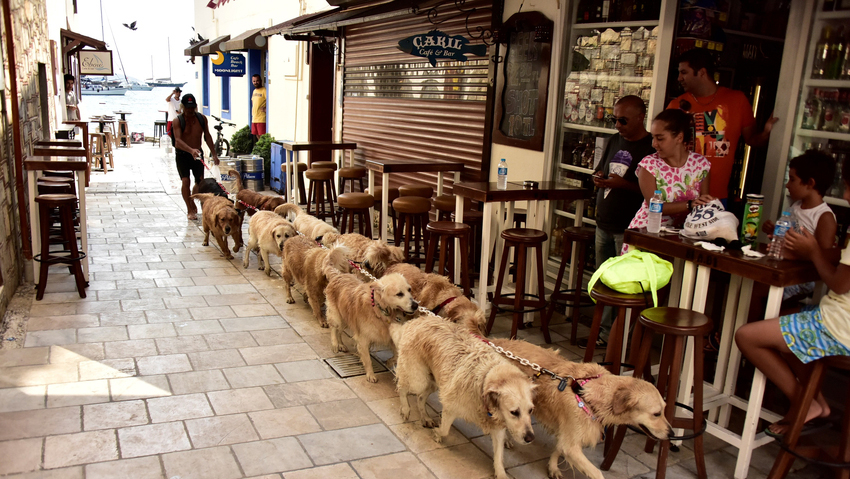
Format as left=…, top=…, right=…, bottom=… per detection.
left=763, top=416, right=831, bottom=439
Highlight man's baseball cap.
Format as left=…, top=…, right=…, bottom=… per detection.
left=174, top=87, right=182, bottom=93
left=181, top=94, right=197, bottom=108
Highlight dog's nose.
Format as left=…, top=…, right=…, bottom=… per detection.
left=224, top=226, right=231, bottom=234
left=523, top=431, right=535, bottom=444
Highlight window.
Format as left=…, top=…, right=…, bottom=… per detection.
left=202, top=56, right=210, bottom=115
left=221, top=76, right=230, bottom=120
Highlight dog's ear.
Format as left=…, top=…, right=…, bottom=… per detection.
left=612, top=386, right=635, bottom=416
left=483, top=389, right=500, bottom=413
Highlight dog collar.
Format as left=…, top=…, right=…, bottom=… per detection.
left=431, top=296, right=457, bottom=315
left=571, top=375, right=603, bottom=421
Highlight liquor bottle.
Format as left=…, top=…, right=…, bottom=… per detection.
left=838, top=90, right=850, bottom=133
left=822, top=90, right=840, bottom=132
left=812, top=26, right=833, bottom=79
left=841, top=28, right=850, bottom=79
left=801, top=88, right=821, bottom=130
left=828, top=26, right=846, bottom=79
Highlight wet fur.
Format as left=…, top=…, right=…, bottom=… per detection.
left=278, top=203, right=340, bottom=247
left=490, top=339, right=671, bottom=479
left=335, top=233, right=405, bottom=277
left=391, top=316, right=536, bottom=479
left=191, top=193, right=244, bottom=260
left=280, top=236, right=349, bottom=327
left=236, top=189, right=287, bottom=216
left=323, top=257, right=418, bottom=383
left=242, top=206, right=297, bottom=275
left=385, top=263, right=485, bottom=334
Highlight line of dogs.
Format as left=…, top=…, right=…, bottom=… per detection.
left=190, top=184, right=672, bottom=479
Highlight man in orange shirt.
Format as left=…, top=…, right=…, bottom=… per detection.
left=667, top=49, right=778, bottom=201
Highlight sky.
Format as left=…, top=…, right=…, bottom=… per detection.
left=72, top=0, right=196, bottom=83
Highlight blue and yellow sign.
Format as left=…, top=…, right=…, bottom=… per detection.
left=211, top=52, right=246, bottom=77
left=397, top=30, right=487, bottom=67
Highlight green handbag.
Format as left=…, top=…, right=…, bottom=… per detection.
left=588, top=249, right=673, bottom=307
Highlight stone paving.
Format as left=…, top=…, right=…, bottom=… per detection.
left=0, top=143, right=828, bottom=478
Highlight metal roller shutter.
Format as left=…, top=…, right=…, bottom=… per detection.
left=342, top=1, right=493, bottom=194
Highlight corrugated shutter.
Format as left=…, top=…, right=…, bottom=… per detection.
left=342, top=2, right=492, bottom=194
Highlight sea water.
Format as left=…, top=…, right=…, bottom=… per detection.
left=78, top=86, right=180, bottom=140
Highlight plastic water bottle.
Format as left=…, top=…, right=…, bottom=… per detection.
left=646, top=190, right=663, bottom=233
left=767, top=211, right=793, bottom=260
left=497, top=158, right=508, bottom=190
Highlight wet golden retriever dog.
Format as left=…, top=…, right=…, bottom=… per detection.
left=242, top=205, right=297, bottom=276
left=490, top=339, right=671, bottom=479
left=334, top=233, right=405, bottom=277
left=391, top=315, right=536, bottom=479
left=278, top=204, right=340, bottom=247
left=384, top=263, right=486, bottom=334
left=323, top=254, right=418, bottom=383
left=236, top=189, right=287, bottom=216
left=281, top=237, right=351, bottom=327
left=191, top=193, right=244, bottom=260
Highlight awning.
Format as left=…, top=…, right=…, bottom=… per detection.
left=199, top=35, right=231, bottom=55
left=262, top=0, right=422, bottom=37
left=221, top=28, right=267, bottom=51
left=60, top=28, right=106, bottom=55
left=184, top=39, right=209, bottom=57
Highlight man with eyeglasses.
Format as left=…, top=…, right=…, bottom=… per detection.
left=582, top=95, right=655, bottom=350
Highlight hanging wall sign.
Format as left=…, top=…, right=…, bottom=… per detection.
left=211, top=52, right=246, bottom=77
left=397, top=30, right=487, bottom=67
left=79, top=50, right=114, bottom=76
left=492, top=12, right=553, bottom=151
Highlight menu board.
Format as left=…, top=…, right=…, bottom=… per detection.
left=493, top=12, right=552, bottom=151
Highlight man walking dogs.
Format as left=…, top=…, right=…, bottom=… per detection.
left=251, top=74, right=266, bottom=141
left=173, top=94, right=219, bottom=220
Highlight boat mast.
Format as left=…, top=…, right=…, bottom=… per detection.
left=99, top=0, right=105, bottom=41
left=167, top=37, right=172, bottom=81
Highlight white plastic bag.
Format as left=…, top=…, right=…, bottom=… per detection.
left=680, top=199, right=739, bottom=242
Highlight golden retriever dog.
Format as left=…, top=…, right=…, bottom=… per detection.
left=278, top=203, right=340, bottom=247
left=242, top=205, right=297, bottom=276
left=281, top=237, right=351, bottom=327
left=191, top=193, right=244, bottom=260
left=384, top=263, right=486, bottom=334
left=323, top=254, right=418, bottom=383
left=236, top=189, right=287, bottom=216
left=334, top=233, right=405, bottom=277
left=191, top=169, right=240, bottom=197
left=490, top=339, right=671, bottom=479
left=391, top=315, right=536, bottom=479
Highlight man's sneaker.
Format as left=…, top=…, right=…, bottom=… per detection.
left=577, top=337, right=608, bottom=349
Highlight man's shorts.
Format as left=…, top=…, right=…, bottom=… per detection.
left=175, top=149, right=204, bottom=183
left=251, top=122, right=266, bottom=136
left=166, top=120, right=173, bottom=135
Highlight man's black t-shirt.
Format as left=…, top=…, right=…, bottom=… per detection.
left=593, top=133, right=655, bottom=233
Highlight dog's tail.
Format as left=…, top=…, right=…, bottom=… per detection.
left=228, top=169, right=243, bottom=192
left=190, top=193, right=216, bottom=204
left=322, top=244, right=351, bottom=279
left=276, top=203, right=302, bottom=222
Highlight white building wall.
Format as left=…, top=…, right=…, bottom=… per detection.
left=191, top=0, right=329, bottom=146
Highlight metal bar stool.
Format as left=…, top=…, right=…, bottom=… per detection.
left=486, top=228, right=548, bottom=339
left=392, top=196, right=431, bottom=265
left=543, top=226, right=596, bottom=344
left=768, top=356, right=850, bottom=479
left=338, top=192, right=374, bottom=237
left=34, top=194, right=86, bottom=300
left=425, top=221, right=471, bottom=296
left=305, top=167, right=337, bottom=226
left=153, top=120, right=168, bottom=138
left=602, top=307, right=712, bottom=479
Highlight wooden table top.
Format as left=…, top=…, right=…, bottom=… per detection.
left=364, top=159, right=465, bottom=174
left=32, top=146, right=87, bottom=158
left=63, top=120, right=88, bottom=128
left=24, top=156, right=88, bottom=171
left=453, top=181, right=591, bottom=203
left=624, top=229, right=821, bottom=288
left=113, top=111, right=132, bottom=114
left=280, top=141, right=357, bottom=152
left=35, top=140, right=82, bottom=148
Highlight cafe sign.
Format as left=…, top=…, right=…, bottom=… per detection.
left=397, top=30, right=486, bottom=67
left=211, top=52, right=246, bottom=77
left=79, top=50, right=114, bottom=76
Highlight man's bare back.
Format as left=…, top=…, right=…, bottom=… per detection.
left=179, top=113, right=204, bottom=151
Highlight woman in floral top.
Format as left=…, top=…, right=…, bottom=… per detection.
left=623, top=109, right=714, bottom=254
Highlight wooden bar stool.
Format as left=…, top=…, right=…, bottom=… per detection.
left=117, top=120, right=130, bottom=148
left=602, top=307, right=712, bottom=479
left=34, top=194, right=86, bottom=300
left=543, top=226, right=596, bottom=344
left=102, top=132, right=115, bottom=170
left=486, top=228, right=548, bottom=340
left=451, top=209, right=484, bottom=278
left=311, top=161, right=338, bottom=199
left=43, top=170, right=75, bottom=179
left=338, top=192, right=374, bottom=237
left=398, top=184, right=433, bottom=199
left=282, top=162, right=308, bottom=205
left=768, top=356, right=850, bottom=479
left=305, top=167, right=337, bottom=226
left=392, top=196, right=431, bottom=265
left=339, top=166, right=367, bottom=194
left=433, top=195, right=456, bottom=221
left=89, top=133, right=106, bottom=172
left=370, top=187, right=399, bottom=236
left=425, top=221, right=471, bottom=296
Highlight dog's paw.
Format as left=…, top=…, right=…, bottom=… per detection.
left=222, top=254, right=234, bottom=260
left=320, top=320, right=329, bottom=328
left=385, top=357, right=396, bottom=369
left=285, top=297, right=296, bottom=304
left=366, top=374, right=378, bottom=383
left=335, top=344, right=348, bottom=353
left=504, top=437, right=514, bottom=449
left=547, top=469, right=564, bottom=479
left=400, top=407, right=410, bottom=421
left=264, top=268, right=272, bottom=277
left=431, top=429, right=444, bottom=443
left=202, top=241, right=209, bottom=246
left=242, top=260, right=249, bottom=269
left=421, top=417, right=437, bottom=428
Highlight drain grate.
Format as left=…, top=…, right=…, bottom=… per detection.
left=325, top=354, right=387, bottom=378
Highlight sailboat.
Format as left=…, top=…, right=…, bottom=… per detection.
left=146, top=38, right=186, bottom=88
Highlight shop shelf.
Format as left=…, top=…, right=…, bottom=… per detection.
left=817, top=10, right=850, bottom=21
left=572, top=20, right=660, bottom=30
left=794, top=129, right=850, bottom=142
left=563, top=122, right=618, bottom=135
left=801, top=78, right=850, bottom=88
left=559, top=163, right=596, bottom=175
left=554, top=209, right=597, bottom=226
left=825, top=195, right=849, bottom=206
